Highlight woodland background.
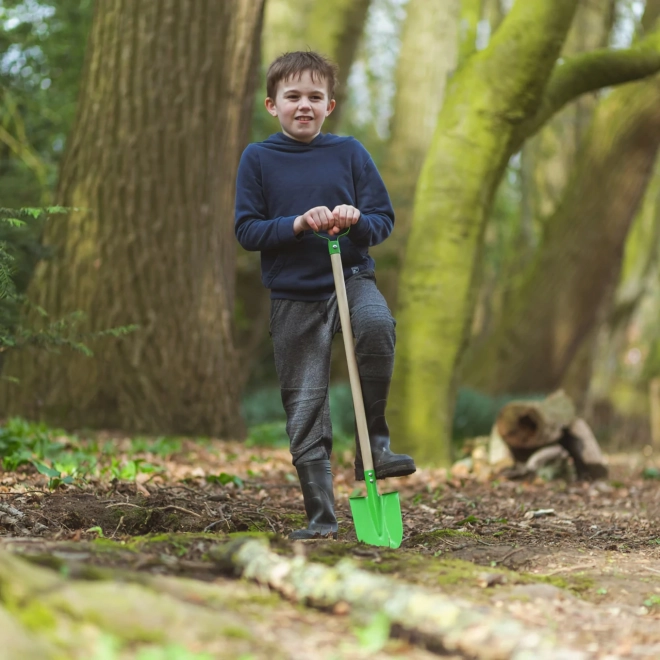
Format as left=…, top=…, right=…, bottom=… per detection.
left=2, top=0, right=660, bottom=467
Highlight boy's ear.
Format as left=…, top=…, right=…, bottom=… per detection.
left=326, top=99, right=336, bottom=116
left=265, top=97, right=278, bottom=117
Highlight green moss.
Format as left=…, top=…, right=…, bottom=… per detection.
left=17, top=602, right=58, bottom=631
left=92, top=537, right=136, bottom=551
left=279, top=513, right=306, bottom=529
left=526, top=573, right=595, bottom=594
left=221, top=625, right=253, bottom=640
left=227, top=531, right=277, bottom=542
left=410, top=529, right=477, bottom=545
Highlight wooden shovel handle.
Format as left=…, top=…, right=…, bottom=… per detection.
left=330, top=252, right=373, bottom=472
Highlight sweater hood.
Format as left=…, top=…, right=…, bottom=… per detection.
left=260, top=132, right=351, bottom=153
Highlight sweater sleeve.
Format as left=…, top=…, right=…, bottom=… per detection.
left=234, top=146, right=300, bottom=251
left=350, top=147, right=395, bottom=247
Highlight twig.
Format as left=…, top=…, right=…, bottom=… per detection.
left=158, top=505, right=201, bottom=518
left=111, top=515, right=125, bottom=538
left=104, top=502, right=201, bottom=517
left=495, top=547, right=525, bottom=565
left=543, top=563, right=595, bottom=576
left=157, top=484, right=201, bottom=496
left=204, top=520, right=227, bottom=532
left=476, top=538, right=498, bottom=547
left=643, top=565, right=660, bottom=575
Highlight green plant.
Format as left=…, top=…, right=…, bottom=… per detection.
left=643, top=594, right=660, bottom=608
left=0, top=417, right=98, bottom=486
left=205, top=473, right=244, bottom=488
left=0, top=207, right=138, bottom=372
left=107, top=458, right=162, bottom=482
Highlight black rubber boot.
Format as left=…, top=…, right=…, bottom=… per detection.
left=289, top=459, right=338, bottom=540
left=355, top=378, right=416, bottom=481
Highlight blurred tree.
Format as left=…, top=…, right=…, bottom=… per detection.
left=0, top=0, right=93, bottom=205
left=0, top=0, right=93, bottom=334
left=468, top=71, right=660, bottom=396
left=373, top=0, right=460, bottom=309
left=389, top=0, right=660, bottom=466
left=470, top=0, right=616, bottom=405
left=467, top=2, right=660, bottom=400
left=459, top=0, right=481, bottom=63
left=0, top=0, right=265, bottom=437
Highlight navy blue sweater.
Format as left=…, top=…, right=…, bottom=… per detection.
left=234, top=132, right=395, bottom=300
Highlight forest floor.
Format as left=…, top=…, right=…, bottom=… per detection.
left=0, top=432, right=659, bottom=659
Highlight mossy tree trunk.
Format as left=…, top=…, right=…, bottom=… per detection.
left=390, top=0, right=660, bottom=466
left=465, top=6, right=660, bottom=398
left=373, top=0, right=460, bottom=309
left=390, top=0, right=579, bottom=466
left=467, top=74, right=660, bottom=396
left=491, top=0, right=616, bottom=408
left=1, top=0, right=264, bottom=436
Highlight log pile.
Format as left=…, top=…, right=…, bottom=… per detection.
left=494, top=390, right=608, bottom=480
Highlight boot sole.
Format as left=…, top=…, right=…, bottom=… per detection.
left=354, top=460, right=416, bottom=481
left=289, top=530, right=338, bottom=540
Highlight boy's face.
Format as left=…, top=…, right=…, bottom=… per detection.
left=265, top=71, right=335, bottom=143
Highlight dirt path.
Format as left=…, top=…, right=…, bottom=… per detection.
left=0, top=439, right=658, bottom=658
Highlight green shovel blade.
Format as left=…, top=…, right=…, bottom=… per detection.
left=349, top=470, right=403, bottom=549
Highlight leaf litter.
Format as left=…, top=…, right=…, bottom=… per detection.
left=0, top=424, right=658, bottom=658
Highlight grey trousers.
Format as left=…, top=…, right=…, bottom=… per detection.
left=270, top=271, right=395, bottom=465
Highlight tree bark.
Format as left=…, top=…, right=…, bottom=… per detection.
left=389, top=0, right=579, bottom=466
left=466, top=73, right=660, bottom=396
left=373, top=0, right=460, bottom=308
left=495, top=392, right=608, bottom=479
left=0, top=0, right=264, bottom=436
left=211, top=537, right=581, bottom=660
left=459, top=0, right=482, bottom=64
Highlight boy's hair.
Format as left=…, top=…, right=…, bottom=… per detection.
left=266, top=51, right=339, bottom=100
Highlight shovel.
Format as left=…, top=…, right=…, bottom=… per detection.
left=319, top=230, right=404, bottom=549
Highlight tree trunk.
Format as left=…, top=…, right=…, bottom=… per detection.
left=467, top=73, right=660, bottom=396
left=492, top=0, right=616, bottom=404
left=459, top=0, right=482, bottom=64
left=1, top=0, right=264, bottom=436
left=373, top=0, right=460, bottom=309
left=389, top=0, right=579, bottom=466
left=522, top=0, right=616, bottom=224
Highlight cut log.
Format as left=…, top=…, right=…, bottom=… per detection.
left=211, top=537, right=587, bottom=660
left=495, top=390, right=575, bottom=456
left=495, top=391, right=608, bottom=479
left=560, top=418, right=609, bottom=480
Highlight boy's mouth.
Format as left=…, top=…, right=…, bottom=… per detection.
left=296, top=116, right=313, bottom=123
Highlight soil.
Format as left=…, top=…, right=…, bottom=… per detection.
left=1, top=438, right=659, bottom=658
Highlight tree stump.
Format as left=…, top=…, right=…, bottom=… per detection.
left=495, top=390, right=608, bottom=480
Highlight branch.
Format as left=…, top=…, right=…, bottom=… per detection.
left=211, top=537, right=582, bottom=659
left=514, top=36, right=660, bottom=148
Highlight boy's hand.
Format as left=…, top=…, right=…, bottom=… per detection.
left=293, top=206, right=335, bottom=234
left=330, top=205, right=361, bottom=235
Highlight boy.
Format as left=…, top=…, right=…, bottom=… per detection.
left=235, top=51, right=416, bottom=540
